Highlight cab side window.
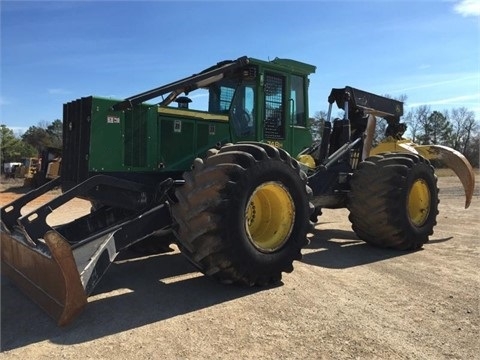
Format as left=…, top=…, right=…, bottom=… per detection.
left=209, top=85, right=235, bottom=113
left=291, top=75, right=306, bottom=127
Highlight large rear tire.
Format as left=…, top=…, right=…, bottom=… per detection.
left=348, top=153, right=439, bottom=250
left=171, top=143, right=311, bottom=286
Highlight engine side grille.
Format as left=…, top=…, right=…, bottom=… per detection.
left=62, top=97, right=92, bottom=189
left=123, top=107, right=148, bottom=168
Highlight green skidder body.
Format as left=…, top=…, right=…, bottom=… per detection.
left=63, top=57, right=316, bottom=186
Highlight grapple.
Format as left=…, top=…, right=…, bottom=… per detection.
left=371, top=139, right=475, bottom=208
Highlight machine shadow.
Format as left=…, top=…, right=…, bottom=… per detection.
left=0, top=184, right=30, bottom=194
left=1, top=249, right=266, bottom=350
left=1, top=231, right=455, bottom=350
left=302, top=223, right=416, bottom=268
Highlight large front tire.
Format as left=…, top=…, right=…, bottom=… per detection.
left=171, top=143, right=311, bottom=286
left=348, top=153, right=439, bottom=250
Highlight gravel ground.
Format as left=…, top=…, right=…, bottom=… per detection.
left=1, top=175, right=479, bottom=359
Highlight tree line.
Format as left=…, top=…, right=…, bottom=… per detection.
left=310, top=105, right=479, bottom=168
left=1, top=104, right=479, bottom=168
left=1, top=120, right=62, bottom=163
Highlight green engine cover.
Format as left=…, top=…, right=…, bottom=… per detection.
left=87, top=97, right=230, bottom=174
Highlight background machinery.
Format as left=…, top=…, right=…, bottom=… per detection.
left=21, top=147, right=62, bottom=187
left=1, top=56, right=475, bottom=325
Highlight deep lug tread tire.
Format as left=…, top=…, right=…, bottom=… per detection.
left=172, top=143, right=311, bottom=286
left=348, top=153, right=439, bottom=250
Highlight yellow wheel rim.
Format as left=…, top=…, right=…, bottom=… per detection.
left=407, top=179, right=431, bottom=226
left=245, top=182, right=295, bottom=253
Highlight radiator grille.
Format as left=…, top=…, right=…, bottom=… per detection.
left=62, top=97, right=92, bottom=186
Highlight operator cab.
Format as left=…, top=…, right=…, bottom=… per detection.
left=109, top=56, right=316, bottom=166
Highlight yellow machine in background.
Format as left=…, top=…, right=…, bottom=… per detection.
left=16, top=148, right=61, bottom=187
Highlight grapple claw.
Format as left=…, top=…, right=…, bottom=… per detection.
left=371, top=141, right=475, bottom=209
left=412, top=145, right=475, bottom=209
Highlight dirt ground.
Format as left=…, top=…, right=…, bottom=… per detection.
left=0, top=174, right=479, bottom=359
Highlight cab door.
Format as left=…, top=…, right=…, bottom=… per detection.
left=288, top=74, right=312, bottom=156
left=230, top=82, right=256, bottom=141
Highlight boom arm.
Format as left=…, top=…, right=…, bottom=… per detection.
left=112, top=56, right=249, bottom=111
left=328, top=86, right=404, bottom=124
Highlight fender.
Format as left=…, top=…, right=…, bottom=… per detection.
left=371, top=139, right=475, bottom=208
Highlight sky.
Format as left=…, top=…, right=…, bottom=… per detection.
left=1, top=0, right=479, bottom=135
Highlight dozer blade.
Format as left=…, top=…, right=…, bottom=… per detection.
left=1, top=175, right=176, bottom=325
left=1, top=229, right=87, bottom=326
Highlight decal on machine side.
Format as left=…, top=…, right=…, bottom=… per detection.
left=266, top=140, right=284, bottom=149
left=107, top=116, right=120, bottom=124
left=174, top=120, right=182, bottom=133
